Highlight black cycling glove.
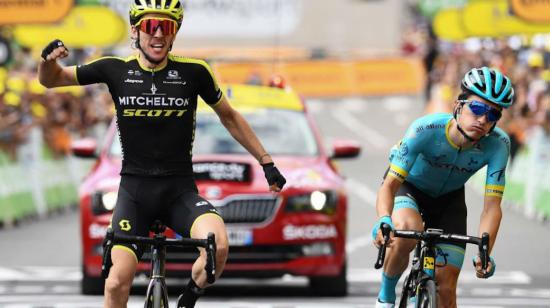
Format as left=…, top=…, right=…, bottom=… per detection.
left=261, top=162, right=286, bottom=189
left=41, top=39, right=66, bottom=61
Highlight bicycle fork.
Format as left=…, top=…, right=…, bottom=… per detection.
left=145, top=239, right=169, bottom=308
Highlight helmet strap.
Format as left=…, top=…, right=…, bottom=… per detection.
left=454, top=102, right=478, bottom=144
left=456, top=122, right=477, bottom=143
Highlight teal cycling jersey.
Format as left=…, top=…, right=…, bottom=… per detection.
left=388, top=113, right=510, bottom=198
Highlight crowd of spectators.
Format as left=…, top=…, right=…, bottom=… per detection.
left=2, top=22, right=550, bottom=166
left=0, top=48, right=113, bottom=162
left=401, top=15, right=550, bottom=163
left=426, top=38, right=550, bottom=161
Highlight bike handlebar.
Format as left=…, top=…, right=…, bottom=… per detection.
left=374, top=223, right=490, bottom=272
left=101, top=228, right=217, bottom=284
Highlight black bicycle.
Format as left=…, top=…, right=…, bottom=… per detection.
left=375, top=223, right=489, bottom=308
left=102, top=220, right=216, bottom=308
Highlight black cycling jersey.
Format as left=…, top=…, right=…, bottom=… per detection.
left=76, top=53, right=223, bottom=176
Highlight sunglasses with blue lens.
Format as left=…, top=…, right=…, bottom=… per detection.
left=461, top=100, right=502, bottom=122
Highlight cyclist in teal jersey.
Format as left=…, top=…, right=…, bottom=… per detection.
left=38, top=1, right=286, bottom=307
left=372, top=67, right=514, bottom=308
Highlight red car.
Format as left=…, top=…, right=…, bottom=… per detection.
left=72, top=84, right=360, bottom=296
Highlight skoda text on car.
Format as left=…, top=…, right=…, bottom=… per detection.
left=73, top=84, right=361, bottom=296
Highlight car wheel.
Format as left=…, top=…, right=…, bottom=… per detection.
left=309, top=261, right=348, bottom=297
left=81, top=265, right=105, bottom=295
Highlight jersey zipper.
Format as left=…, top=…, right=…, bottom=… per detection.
left=151, top=68, right=157, bottom=94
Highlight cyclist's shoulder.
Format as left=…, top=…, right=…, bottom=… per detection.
left=404, top=113, right=450, bottom=140
left=82, top=55, right=137, bottom=66
left=410, top=113, right=450, bottom=128
left=484, top=126, right=511, bottom=151
left=168, top=54, right=211, bottom=69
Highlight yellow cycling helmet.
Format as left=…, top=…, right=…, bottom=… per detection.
left=129, top=0, right=184, bottom=28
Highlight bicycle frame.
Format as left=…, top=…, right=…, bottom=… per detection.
left=375, top=224, right=490, bottom=308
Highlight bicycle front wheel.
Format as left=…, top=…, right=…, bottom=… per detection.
left=415, top=279, right=437, bottom=308
left=398, top=274, right=414, bottom=308
left=145, top=281, right=167, bottom=308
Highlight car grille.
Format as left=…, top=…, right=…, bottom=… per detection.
left=214, top=196, right=279, bottom=224
left=142, top=244, right=304, bottom=264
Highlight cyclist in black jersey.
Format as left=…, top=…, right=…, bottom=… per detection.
left=38, top=1, right=286, bottom=307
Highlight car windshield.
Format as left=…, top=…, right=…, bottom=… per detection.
left=109, top=109, right=319, bottom=156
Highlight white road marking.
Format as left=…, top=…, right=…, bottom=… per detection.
left=341, top=98, right=368, bottom=112
left=0, top=267, right=534, bottom=286
left=304, top=99, right=325, bottom=113
left=458, top=297, right=550, bottom=306
left=470, top=287, right=505, bottom=296
left=344, top=269, right=533, bottom=285
left=346, top=178, right=377, bottom=207
left=458, top=271, right=531, bottom=285
left=332, top=109, right=389, bottom=150
left=346, top=235, right=372, bottom=254
left=0, top=268, right=21, bottom=280
left=509, top=287, right=550, bottom=298
left=0, top=266, right=81, bottom=282
left=394, top=113, right=410, bottom=126
left=382, top=97, right=413, bottom=112
left=13, top=285, right=46, bottom=293
left=1, top=296, right=550, bottom=308
left=51, top=285, right=78, bottom=293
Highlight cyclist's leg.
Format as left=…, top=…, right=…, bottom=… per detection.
left=190, top=211, right=228, bottom=284
left=105, top=249, right=137, bottom=308
left=432, top=186, right=467, bottom=308
left=378, top=181, right=424, bottom=305
left=104, top=176, right=152, bottom=308
left=164, top=188, right=228, bottom=286
left=163, top=188, right=228, bottom=307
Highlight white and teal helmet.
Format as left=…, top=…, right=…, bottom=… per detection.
left=461, top=67, right=514, bottom=108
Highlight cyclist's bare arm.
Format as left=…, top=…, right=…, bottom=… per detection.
left=473, top=195, right=502, bottom=275
left=373, top=174, right=402, bottom=246
left=38, top=46, right=78, bottom=88
left=212, top=96, right=272, bottom=165
left=478, top=195, right=502, bottom=254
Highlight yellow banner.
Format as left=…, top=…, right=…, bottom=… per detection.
left=511, top=0, right=550, bottom=23
left=14, top=6, right=127, bottom=48
left=433, top=8, right=468, bottom=41
left=463, top=0, right=550, bottom=37
left=0, top=0, right=73, bottom=24
left=462, top=1, right=497, bottom=37
left=212, top=58, right=424, bottom=98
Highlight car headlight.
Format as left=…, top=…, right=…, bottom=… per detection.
left=91, top=191, right=117, bottom=215
left=285, top=190, right=338, bottom=215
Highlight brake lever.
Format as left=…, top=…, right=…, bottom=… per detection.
left=480, top=232, right=490, bottom=271
left=205, top=232, right=217, bottom=284
left=101, top=228, right=114, bottom=279
left=374, top=223, right=392, bottom=269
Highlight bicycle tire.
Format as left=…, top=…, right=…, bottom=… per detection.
left=144, top=281, right=166, bottom=308
left=415, top=279, right=437, bottom=308
left=398, top=274, right=414, bottom=308
left=153, top=281, right=167, bottom=308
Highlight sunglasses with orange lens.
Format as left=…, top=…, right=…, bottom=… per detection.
left=137, top=18, right=178, bottom=35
